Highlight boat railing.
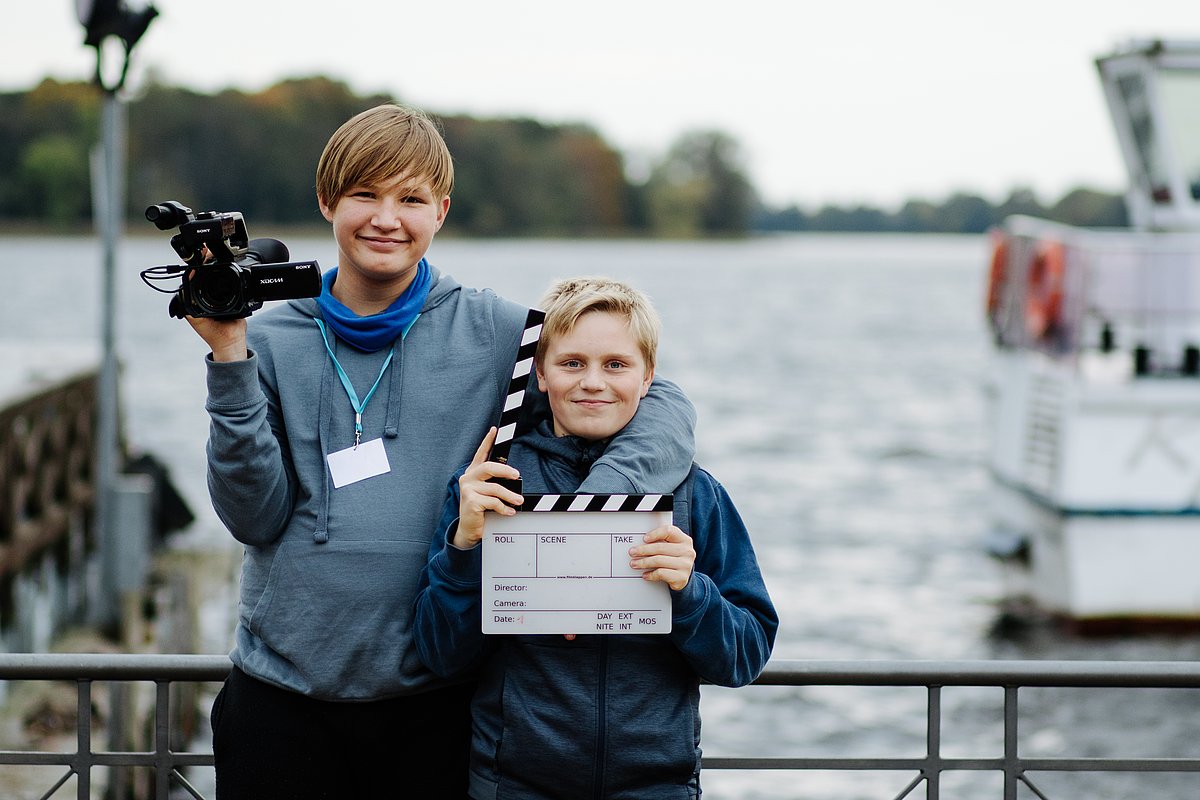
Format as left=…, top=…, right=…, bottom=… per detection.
left=989, top=215, right=1200, bottom=374
left=4, top=654, right=1200, bottom=800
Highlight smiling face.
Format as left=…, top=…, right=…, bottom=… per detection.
left=314, top=105, right=454, bottom=315
left=318, top=173, right=449, bottom=313
left=536, top=310, right=654, bottom=440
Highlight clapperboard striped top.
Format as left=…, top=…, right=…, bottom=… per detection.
left=490, top=308, right=545, bottom=466
left=523, top=494, right=674, bottom=512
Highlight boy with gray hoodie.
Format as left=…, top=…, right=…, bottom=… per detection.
left=187, top=106, right=696, bottom=799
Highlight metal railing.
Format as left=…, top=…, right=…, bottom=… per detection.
left=3, top=655, right=1200, bottom=799
left=714, top=659, right=1200, bottom=799
left=0, top=654, right=224, bottom=800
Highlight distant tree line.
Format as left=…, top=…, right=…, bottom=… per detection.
left=0, top=77, right=1127, bottom=237
left=755, top=186, right=1128, bottom=233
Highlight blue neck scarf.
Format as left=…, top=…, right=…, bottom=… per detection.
left=315, top=259, right=432, bottom=352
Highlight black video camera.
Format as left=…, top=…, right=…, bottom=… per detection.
left=141, top=200, right=322, bottom=319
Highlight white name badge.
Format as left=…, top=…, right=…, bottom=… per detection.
left=326, top=438, right=390, bottom=488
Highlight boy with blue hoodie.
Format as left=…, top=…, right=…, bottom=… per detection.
left=414, top=277, right=778, bottom=800
left=187, top=107, right=696, bottom=798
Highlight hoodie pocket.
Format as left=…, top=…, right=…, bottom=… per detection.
left=244, top=538, right=432, bottom=699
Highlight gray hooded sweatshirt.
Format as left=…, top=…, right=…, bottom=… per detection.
left=204, top=266, right=695, bottom=700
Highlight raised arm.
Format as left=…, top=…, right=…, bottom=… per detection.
left=204, top=351, right=295, bottom=546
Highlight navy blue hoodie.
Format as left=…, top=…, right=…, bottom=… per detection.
left=415, top=421, right=778, bottom=799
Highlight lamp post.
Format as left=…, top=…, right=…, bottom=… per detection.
left=75, top=0, right=157, bottom=628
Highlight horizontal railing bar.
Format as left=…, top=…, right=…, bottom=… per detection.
left=705, top=758, right=993, bottom=770
left=0, top=751, right=213, bottom=765
left=753, top=659, right=1200, bottom=688
left=98, top=753, right=215, bottom=767
left=704, top=756, right=1200, bottom=771
left=0, top=752, right=78, bottom=765
left=1020, top=758, right=1200, bottom=771
left=5, top=656, right=1200, bottom=687
left=0, top=653, right=229, bottom=681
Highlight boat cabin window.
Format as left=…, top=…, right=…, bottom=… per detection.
left=1116, top=73, right=1172, bottom=203
left=1157, top=69, right=1200, bottom=201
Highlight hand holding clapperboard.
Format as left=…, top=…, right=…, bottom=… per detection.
left=479, top=309, right=673, bottom=635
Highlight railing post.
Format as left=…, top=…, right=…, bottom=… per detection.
left=1004, top=685, right=1019, bottom=800
left=77, top=679, right=92, bottom=800
left=926, top=685, right=941, bottom=800
left=107, top=681, right=131, bottom=800
left=156, top=680, right=172, bottom=799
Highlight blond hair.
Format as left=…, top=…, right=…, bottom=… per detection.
left=315, top=104, right=454, bottom=209
left=536, top=277, right=661, bottom=372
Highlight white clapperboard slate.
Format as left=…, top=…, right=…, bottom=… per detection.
left=481, top=309, right=673, bottom=635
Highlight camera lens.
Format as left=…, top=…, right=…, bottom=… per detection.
left=192, top=266, right=242, bottom=315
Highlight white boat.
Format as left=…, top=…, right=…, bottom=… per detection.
left=985, top=39, right=1200, bottom=626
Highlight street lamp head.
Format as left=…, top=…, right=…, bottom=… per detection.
left=75, top=0, right=158, bottom=92
left=77, top=0, right=158, bottom=51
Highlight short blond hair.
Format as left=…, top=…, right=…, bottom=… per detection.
left=315, top=104, right=454, bottom=209
left=536, top=277, right=661, bottom=373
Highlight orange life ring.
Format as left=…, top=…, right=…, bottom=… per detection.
left=985, top=230, right=1009, bottom=320
left=1025, top=240, right=1066, bottom=339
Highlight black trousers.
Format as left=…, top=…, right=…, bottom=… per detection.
left=211, top=666, right=474, bottom=799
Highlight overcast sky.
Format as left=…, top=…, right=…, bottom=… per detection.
left=5, top=1, right=1200, bottom=209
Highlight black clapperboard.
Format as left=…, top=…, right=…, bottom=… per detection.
left=481, top=308, right=673, bottom=635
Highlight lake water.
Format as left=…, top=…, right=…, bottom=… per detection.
left=5, top=232, right=1200, bottom=798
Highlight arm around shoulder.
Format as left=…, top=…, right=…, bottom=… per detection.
left=580, top=376, right=696, bottom=495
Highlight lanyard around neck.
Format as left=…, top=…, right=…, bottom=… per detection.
left=313, top=314, right=419, bottom=447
